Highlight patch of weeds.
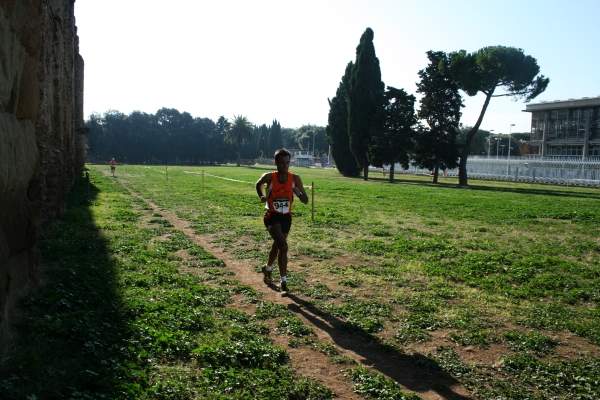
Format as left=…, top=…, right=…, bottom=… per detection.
left=112, top=209, right=140, bottom=221
left=192, top=340, right=287, bottom=369
left=394, top=326, right=432, bottom=344
left=254, top=301, right=290, bottom=320
left=152, top=212, right=163, bottom=217
left=327, top=265, right=343, bottom=275
left=289, top=336, right=318, bottom=348
left=502, top=330, right=559, bottom=354
left=323, top=299, right=391, bottom=334
left=203, top=268, right=235, bottom=277
left=229, top=285, right=262, bottom=303
left=347, top=238, right=391, bottom=256
left=149, top=226, right=171, bottom=236
left=317, top=342, right=340, bottom=356
left=299, top=283, right=339, bottom=299
left=276, top=316, right=315, bottom=337
left=462, top=238, right=496, bottom=251
left=339, top=277, right=362, bottom=287
left=516, top=302, right=572, bottom=331
left=215, top=278, right=240, bottom=285
left=347, top=365, right=421, bottom=399
left=370, top=227, right=393, bottom=237
left=148, top=218, right=174, bottom=227
left=331, top=354, right=358, bottom=365
left=447, top=330, right=492, bottom=348
left=160, top=230, right=195, bottom=252
left=232, top=247, right=264, bottom=260
left=501, top=352, right=600, bottom=398
left=295, top=245, right=334, bottom=259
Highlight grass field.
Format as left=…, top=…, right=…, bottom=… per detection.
left=2, top=163, right=600, bottom=399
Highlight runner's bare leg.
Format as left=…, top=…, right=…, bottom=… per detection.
left=267, top=224, right=288, bottom=278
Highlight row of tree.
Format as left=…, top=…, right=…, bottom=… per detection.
left=326, top=27, right=549, bottom=185
left=85, top=109, right=330, bottom=166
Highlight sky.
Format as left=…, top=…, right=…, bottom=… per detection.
left=75, top=0, right=600, bottom=136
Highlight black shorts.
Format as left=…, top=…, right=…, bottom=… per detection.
left=264, top=212, right=292, bottom=234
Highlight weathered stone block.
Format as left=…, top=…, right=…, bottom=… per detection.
left=0, top=6, right=26, bottom=113
left=0, top=188, right=40, bottom=257
left=15, top=54, right=40, bottom=120
left=0, top=114, right=38, bottom=193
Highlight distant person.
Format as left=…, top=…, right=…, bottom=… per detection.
left=255, top=148, right=309, bottom=296
left=110, top=158, right=116, bottom=176
left=382, top=167, right=386, bottom=177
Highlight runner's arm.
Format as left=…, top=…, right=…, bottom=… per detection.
left=255, top=173, right=271, bottom=203
left=292, top=175, right=309, bottom=205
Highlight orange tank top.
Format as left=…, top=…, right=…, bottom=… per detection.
left=265, top=172, right=295, bottom=214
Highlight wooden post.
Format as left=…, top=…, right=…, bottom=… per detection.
left=311, top=181, right=314, bottom=221
left=86, top=170, right=90, bottom=200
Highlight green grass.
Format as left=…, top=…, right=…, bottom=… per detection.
left=3, top=164, right=600, bottom=399
left=0, top=168, right=333, bottom=399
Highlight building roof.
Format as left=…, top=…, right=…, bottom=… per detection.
left=524, top=96, right=600, bottom=112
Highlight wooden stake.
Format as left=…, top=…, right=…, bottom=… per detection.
left=311, top=181, right=314, bottom=221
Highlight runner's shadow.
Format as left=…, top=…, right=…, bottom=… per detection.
left=285, top=295, right=472, bottom=400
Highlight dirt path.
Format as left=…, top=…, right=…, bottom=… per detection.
left=112, top=173, right=472, bottom=400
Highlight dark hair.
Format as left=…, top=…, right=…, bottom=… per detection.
left=274, top=148, right=291, bottom=162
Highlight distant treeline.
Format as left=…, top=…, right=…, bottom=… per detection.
left=85, top=108, right=329, bottom=165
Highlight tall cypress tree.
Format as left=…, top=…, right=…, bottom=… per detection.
left=413, top=51, right=463, bottom=183
left=347, top=27, right=385, bottom=180
left=268, top=119, right=283, bottom=154
left=326, top=62, right=360, bottom=177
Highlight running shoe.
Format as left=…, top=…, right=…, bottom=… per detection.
left=261, top=265, right=273, bottom=284
left=280, top=281, right=289, bottom=296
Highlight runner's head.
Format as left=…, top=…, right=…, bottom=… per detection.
left=274, top=149, right=290, bottom=163
left=274, top=148, right=291, bottom=174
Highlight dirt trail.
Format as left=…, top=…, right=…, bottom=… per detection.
left=112, top=173, right=472, bottom=400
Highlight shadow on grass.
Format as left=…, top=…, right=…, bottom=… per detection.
left=285, top=295, right=471, bottom=400
left=0, top=171, right=134, bottom=398
left=355, top=174, right=600, bottom=200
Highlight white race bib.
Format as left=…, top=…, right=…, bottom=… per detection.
left=272, top=197, right=291, bottom=213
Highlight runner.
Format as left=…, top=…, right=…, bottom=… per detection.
left=255, top=149, right=309, bottom=296
left=110, top=158, right=116, bottom=176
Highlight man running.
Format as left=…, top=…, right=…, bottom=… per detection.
left=255, top=149, right=309, bottom=296
left=110, top=158, right=116, bottom=176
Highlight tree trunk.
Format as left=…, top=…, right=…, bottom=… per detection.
left=458, top=91, right=494, bottom=186
left=389, top=163, right=395, bottom=183
left=236, top=144, right=241, bottom=167
left=363, top=163, right=369, bottom=180
left=433, top=162, right=439, bottom=183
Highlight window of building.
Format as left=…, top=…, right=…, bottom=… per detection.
left=531, top=111, right=545, bottom=140
left=589, top=146, right=600, bottom=156
left=548, top=146, right=583, bottom=156
left=591, top=108, right=600, bottom=139
left=568, top=109, right=580, bottom=139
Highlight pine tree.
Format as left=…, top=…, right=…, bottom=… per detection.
left=368, top=86, right=417, bottom=182
left=346, top=27, right=385, bottom=180
left=413, top=51, right=463, bottom=183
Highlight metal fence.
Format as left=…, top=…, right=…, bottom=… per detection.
left=376, top=156, right=600, bottom=187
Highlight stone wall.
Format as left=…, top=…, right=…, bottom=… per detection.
left=0, top=0, right=84, bottom=349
